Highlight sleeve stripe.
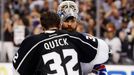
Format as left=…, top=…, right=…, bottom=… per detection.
left=16, top=34, right=97, bottom=71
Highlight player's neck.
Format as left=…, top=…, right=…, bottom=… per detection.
left=45, top=27, right=59, bottom=33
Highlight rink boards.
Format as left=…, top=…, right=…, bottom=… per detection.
left=0, top=63, right=134, bottom=75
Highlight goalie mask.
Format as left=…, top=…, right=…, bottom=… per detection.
left=57, top=1, right=79, bottom=22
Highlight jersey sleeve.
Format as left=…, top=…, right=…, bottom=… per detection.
left=78, top=33, right=109, bottom=64
left=12, top=36, right=39, bottom=75
left=68, top=32, right=109, bottom=63
left=67, top=32, right=98, bottom=63
left=91, top=38, right=109, bottom=64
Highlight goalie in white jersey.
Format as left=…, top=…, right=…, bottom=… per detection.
left=57, top=1, right=109, bottom=75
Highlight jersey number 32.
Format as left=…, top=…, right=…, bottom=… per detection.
left=42, top=49, right=79, bottom=75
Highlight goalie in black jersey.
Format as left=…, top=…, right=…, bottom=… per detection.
left=57, top=1, right=109, bottom=75
left=12, top=12, right=109, bottom=75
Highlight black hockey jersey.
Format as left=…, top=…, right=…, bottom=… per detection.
left=12, top=30, right=98, bottom=75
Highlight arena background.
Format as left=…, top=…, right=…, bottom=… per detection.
left=0, top=0, right=134, bottom=75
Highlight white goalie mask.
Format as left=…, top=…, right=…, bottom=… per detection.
left=57, top=1, right=79, bottom=21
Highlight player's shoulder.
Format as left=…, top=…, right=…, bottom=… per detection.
left=24, top=33, right=48, bottom=41
left=81, top=33, right=98, bottom=48
left=22, top=35, right=38, bottom=44
left=59, top=31, right=98, bottom=48
left=20, top=33, right=47, bottom=49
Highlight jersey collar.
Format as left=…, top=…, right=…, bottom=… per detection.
left=44, top=27, right=58, bottom=33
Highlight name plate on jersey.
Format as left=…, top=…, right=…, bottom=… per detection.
left=44, top=38, right=69, bottom=50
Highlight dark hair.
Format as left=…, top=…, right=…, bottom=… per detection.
left=40, top=12, right=60, bottom=29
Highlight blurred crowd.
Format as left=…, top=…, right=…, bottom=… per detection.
left=0, top=0, right=134, bottom=65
